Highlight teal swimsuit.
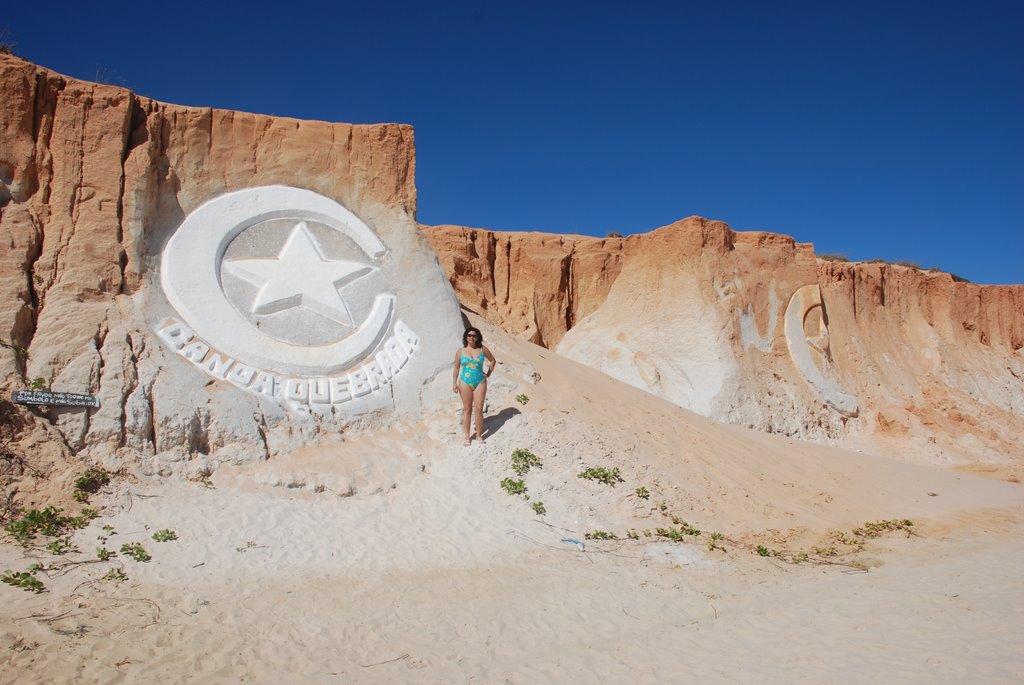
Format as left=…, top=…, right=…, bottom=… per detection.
left=459, top=351, right=487, bottom=389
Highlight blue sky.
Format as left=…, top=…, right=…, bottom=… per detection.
left=4, top=1, right=1021, bottom=283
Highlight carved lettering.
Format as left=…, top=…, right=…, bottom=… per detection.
left=310, top=379, right=330, bottom=404
left=228, top=363, right=258, bottom=387
left=376, top=349, right=400, bottom=378
left=250, top=372, right=277, bottom=397
left=349, top=370, right=373, bottom=397
left=394, top=320, right=420, bottom=354
left=201, top=352, right=235, bottom=379
left=182, top=341, right=210, bottom=363
left=159, top=321, right=195, bottom=351
left=331, top=377, right=352, bottom=404
left=286, top=379, right=309, bottom=403
left=383, top=337, right=408, bottom=368
left=154, top=317, right=420, bottom=408
left=365, top=361, right=388, bottom=390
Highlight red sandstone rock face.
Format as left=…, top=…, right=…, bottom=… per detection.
left=817, top=261, right=1024, bottom=465
left=423, top=221, right=1024, bottom=467
left=425, top=225, right=625, bottom=347
left=2, top=53, right=1021, bottom=475
left=0, top=55, right=435, bottom=474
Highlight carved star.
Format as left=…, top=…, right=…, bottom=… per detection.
left=223, top=222, right=373, bottom=327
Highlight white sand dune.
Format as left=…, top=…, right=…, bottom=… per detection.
left=2, top=318, right=1022, bottom=684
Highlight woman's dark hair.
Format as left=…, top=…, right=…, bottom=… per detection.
left=462, top=327, right=483, bottom=347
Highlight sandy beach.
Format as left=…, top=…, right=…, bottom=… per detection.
left=2, top=319, right=1021, bottom=684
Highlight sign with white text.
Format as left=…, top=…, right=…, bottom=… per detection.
left=12, top=390, right=100, bottom=408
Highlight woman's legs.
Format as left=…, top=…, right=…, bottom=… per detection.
left=473, top=380, right=487, bottom=441
left=458, top=381, right=474, bottom=445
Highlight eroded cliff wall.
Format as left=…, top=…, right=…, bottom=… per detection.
left=424, top=221, right=1024, bottom=466
left=1, top=55, right=462, bottom=478
left=3, top=53, right=1020, bottom=482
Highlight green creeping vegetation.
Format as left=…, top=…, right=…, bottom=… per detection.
left=753, top=519, right=916, bottom=565
left=852, top=519, right=914, bottom=538
left=818, top=253, right=849, bottom=262
left=503, top=448, right=543, bottom=510
left=4, top=507, right=67, bottom=542
left=45, top=537, right=76, bottom=555
left=2, top=570, right=45, bottom=593
left=29, top=377, right=48, bottom=391
left=494, top=458, right=910, bottom=565
left=3, top=506, right=98, bottom=545
left=0, top=337, right=30, bottom=361
left=515, top=394, right=530, bottom=405
left=577, top=466, right=623, bottom=486
left=73, top=468, right=110, bottom=503
left=656, top=525, right=701, bottom=542
left=120, top=542, right=151, bottom=562
left=669, top=516, right=701, bottom=535
left=825, top=519, right=915, bottom=550
left=567, top=504, right=717, bottom=547
left=510, top=448, right=542, bottom=476
left=707, top=532, right=726, bottom=552
left=585, top=530, right=617, bottom=540
left=103, top=568, right=128, bottom=583
left=0, top=471, right=180, bottom=592
left=500, top=478, right=527, bottom=497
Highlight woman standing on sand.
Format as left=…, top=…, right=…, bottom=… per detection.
left=453, top=327, right=496, bottom=446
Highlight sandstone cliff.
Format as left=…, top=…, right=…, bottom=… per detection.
left=0, top=54, right=462, bottom=480
left=2, top=52, right=1021, bottom=486
left=423, top=221, right=1024, bottom=467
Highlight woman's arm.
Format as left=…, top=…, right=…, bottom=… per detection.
left=452, top=349, right=461, bottom=391
left=484, top=346, right=497, bottom=377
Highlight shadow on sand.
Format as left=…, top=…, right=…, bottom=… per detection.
left=485, top=407, right=521, bottom=439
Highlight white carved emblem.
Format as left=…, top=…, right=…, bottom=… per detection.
left=223, top=221, right=374, bottom=327
left=157, top=186, right=419, bottom=408
left=783, top=285, right=857, bottom=417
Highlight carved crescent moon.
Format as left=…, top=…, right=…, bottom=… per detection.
left=160, top=186, right=394, bottom=376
